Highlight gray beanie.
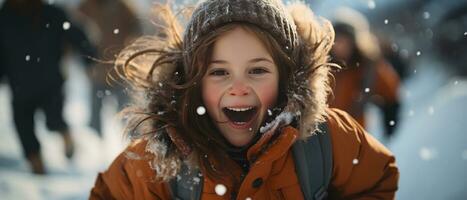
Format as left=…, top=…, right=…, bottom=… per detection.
left=183, top=0, right=298, bottom=69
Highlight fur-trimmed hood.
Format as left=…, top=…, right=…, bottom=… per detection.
left=115, top=1, right=335, bottom=181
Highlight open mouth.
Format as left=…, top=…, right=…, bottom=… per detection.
left=222, top=106, right=258, bottom=125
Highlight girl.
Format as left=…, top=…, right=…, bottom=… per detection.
left=91, top=0, right=399, bottom=199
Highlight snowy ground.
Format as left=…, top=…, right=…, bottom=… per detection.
left=0, top=59, right=128, bottom=200
left=368, top=58, right=467, bottom=199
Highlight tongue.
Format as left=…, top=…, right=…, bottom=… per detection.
left=223, top=108, right=257, bottom=123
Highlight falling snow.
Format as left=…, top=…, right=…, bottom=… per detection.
left=196, top=106, right=206, bottom=115
left=364, top=88, right=370, bottom=93
left=352, top=158, right=359, bottom=165
left=419, top=147, right=437, bottom=161
left=0, top=1, right=466, bottom=200
left=423, top=11, right=430, bottom=19
left=62, top=21, right=71, bottom=30
left=389, top=120, right=396, bottom=126
left=193, top=177, right=200, bottom=183
left=428, top=106, right=435, bottom=115
left=214, top=184, right=227, bottom=196
left=416, top=51, right=421, bottom=56
left=367, top=0, right=376, bottom=9
left=113, top=29, right=120, bottom=34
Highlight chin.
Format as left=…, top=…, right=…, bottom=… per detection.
left=222, top=128, right=256, bottom=147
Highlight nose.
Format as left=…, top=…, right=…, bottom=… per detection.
left=229, top=80, right=250, bottom=96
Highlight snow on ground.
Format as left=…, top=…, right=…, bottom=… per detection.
left=388, top=61, right=467, bottom=200
left=367, top=58, right=467, bottom=199
left=0, top=59, right=127, bottom=200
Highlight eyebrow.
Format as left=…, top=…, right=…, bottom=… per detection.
left=209, top=57, right=273, bottom=64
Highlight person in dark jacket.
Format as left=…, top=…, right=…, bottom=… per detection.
left=78, top=0, right=142, bottom=136
left=0, top=0, right=96, bottom=174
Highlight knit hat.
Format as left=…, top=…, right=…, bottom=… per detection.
left=183, top=0, right=298, bottom=70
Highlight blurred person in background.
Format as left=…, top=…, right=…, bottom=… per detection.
left=329, top=8, right=401, bottom=139
left=77, top=0, right=142, bottom=136
left=0, top=0, right=96, bottom=174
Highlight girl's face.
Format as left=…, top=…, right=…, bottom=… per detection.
left=201, top=27, right=279, bottom=147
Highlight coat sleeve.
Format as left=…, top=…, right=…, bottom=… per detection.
left=89, top=141, right=172, bottom=200
left=326, top=108, right=399, bottom=199
left=373, top=60, right=401, bottom=137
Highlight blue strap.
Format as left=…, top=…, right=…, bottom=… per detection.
left=169, top=165, right=203, bottom=200
left=292, top=123, right=333, bottom=200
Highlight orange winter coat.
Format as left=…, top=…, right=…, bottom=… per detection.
left=90, top=108, right=399, bottom=199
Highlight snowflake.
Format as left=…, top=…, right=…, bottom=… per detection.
left=352, top=158, right=359, bottom=165
left=367, top=0, right=376, bottom=9
left=196, top=106, right=206, bottom=115
left=193, top=177, right=201, bottom=183
left=428, top=106, right=435, bottom=115
left=215, top=184, right=227, bottom=196
left=113, top=29, right=120, bottom=34
left=419, top=147, right=437, bottom=161
left=62, top=21, right=71, bottom=30
left=423, top=11, right=430, bottom=19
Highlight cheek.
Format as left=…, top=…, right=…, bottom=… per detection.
left=255, top=79, right=279, bottom=108
left=202, top=80, right=223, bottom=115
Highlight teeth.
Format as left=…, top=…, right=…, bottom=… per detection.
left=226, top=107, right=253, bottom=112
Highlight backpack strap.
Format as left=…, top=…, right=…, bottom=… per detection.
left=292, top=122, right=333, bottom=200
left=169, top=165, right=203, bottom=200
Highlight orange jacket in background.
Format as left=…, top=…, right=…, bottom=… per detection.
left=90, top=108, right=399, bottom=199
left=330, top=60, right=400, bottom=128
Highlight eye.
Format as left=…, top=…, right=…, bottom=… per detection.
left=249, top=67, right=269, bottom=75
left=209, top=69, right=229, bottom=76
